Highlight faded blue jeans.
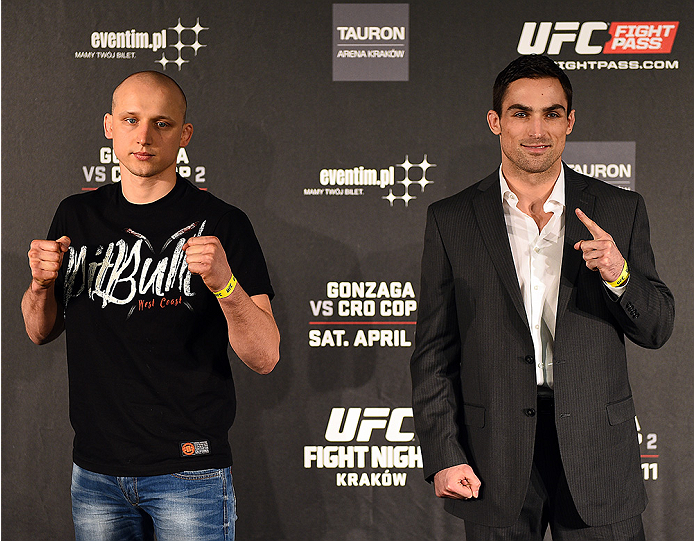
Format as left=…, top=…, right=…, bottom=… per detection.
left=71, top=463, right=236, bottom=541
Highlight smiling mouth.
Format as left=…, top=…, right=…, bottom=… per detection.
left=522, top=144, right=551, bottom=152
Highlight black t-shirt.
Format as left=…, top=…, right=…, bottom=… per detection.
left=48, top=177, right=273, bottom=476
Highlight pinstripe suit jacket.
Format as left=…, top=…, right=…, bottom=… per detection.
left=410, top=165, right=674, bottom=527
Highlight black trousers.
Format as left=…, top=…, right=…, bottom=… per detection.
left=464, top=394, right=646, bottom=541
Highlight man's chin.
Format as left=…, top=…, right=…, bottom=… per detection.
left=121, top=164, right=162, bottom=179
left=515, top=154, right=561, bottom=175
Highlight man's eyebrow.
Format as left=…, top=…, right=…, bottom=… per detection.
left=506, top=103, right=567, bottom=113
left=544, top=104, right=567, bottom=113
left=117, top=111, right=177, bottom=122
left=506, top=104, right=532, bottom=112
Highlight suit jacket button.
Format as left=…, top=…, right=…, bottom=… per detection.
left=525, top=355, right=534, bottom=364
left=525, top=408, right=536, bottom=417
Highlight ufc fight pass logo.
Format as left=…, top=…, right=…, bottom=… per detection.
left=518, top=21, right=679, bottom=55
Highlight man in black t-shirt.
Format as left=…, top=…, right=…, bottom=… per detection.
left=21, top=71, right=280, bottom=541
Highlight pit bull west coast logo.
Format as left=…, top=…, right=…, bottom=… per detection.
left=62, top=221, right=207, bottom=318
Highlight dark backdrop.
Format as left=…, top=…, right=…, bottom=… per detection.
left=3, top=1, right=692, bottom=539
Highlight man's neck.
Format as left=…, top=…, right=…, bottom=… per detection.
left=502, top=161, right=562, bottom=231
left=120, top=171, right=177, bottom=205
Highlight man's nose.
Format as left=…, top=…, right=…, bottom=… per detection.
left=528, top=117, right=545, bottom=138
left=136, top=123, right=153, bottom=145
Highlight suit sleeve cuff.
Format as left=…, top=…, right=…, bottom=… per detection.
left=603, top=276, right=629, bottom=299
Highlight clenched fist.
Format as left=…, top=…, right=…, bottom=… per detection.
left=183, top=236, right=233, bottom=294
left=28, top=236, right=71, bottom=289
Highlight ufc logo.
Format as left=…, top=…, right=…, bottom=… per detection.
left=517, top=22, right=608, bottom=55
left=324, top=407, right=414, bottom=442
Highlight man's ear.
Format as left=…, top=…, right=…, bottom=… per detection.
left=487, top=110, right=501, bottom=135
left=179, top=123, right=193, bottom=148
left=104, top=113, right=113, bottom=140
left=566, top=109, right=576, bottom=135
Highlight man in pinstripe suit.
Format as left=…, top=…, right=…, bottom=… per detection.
left=410, top=55, right=674, bottom=540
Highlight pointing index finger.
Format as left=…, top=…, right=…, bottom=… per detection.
left=575, top=208, right=607, bottom=240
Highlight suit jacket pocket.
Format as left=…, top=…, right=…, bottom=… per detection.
left=462, top=404, right=485, bottom=428
left=606, top=395, right=636, bottom=426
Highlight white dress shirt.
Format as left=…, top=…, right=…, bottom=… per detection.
left=499, top=167, right=627, bottom=388
left=500, top=167, right=565, bottom=388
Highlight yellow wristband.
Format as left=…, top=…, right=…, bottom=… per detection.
left=607, top=260, right=629, bottom=287
left=213, top=274, right=237, bottom=299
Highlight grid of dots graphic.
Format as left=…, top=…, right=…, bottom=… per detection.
left=156, top=18, right=208, bottom=70
left=383, top=155, right=436, bottom=207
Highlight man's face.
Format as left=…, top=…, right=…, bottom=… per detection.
left=104, top=76, right=192, bottom=181
left=487, top=77, right=575, bottom=181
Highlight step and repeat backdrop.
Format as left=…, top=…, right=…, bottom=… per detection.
left=2, top=1, right=692, bottom=539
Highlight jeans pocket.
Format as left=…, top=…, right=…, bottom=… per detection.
left=170, top=468, right=222, bottom=480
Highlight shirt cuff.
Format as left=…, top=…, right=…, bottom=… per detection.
left=604, top=277, right=629, bottom=298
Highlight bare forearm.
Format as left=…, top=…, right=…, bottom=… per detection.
left=21, top=282, right=64, bottom=344
left=181, top=235, right=279, bottom=372
left=219, top=288, right=280, bottom=374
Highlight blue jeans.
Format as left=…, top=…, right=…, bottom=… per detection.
left=71, top=463, right=236, bottom=541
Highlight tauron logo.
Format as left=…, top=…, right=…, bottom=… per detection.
left=333, top=3, right=409, bottom=81
left=563, top=141, right=635, bottom=191
left=517, top=21, right=678, bottom=55
left=336, top=26, right=405, bottom=41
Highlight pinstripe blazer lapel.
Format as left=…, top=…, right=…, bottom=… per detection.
left=472, top=173, right=529, bottom=330
left=558, top=165, right=596, bottom=323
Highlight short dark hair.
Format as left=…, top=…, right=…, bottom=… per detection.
left=492, top=55, right=572, bottom=115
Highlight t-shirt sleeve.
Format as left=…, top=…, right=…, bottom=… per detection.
left=46, top=200, right=66, bottom=241
left=214, top=208, right=274, bottom=301
left=46, top=199, right=70, bottom=306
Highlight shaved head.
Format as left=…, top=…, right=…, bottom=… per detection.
left=112, top=71, right=188, bottom=122
left=104, top=70, right=193, bottom=186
